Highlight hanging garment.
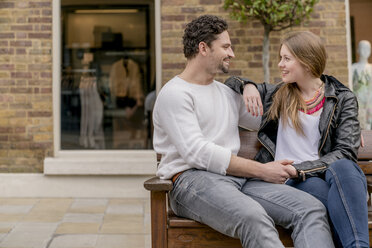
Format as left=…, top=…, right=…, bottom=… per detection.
left=109, top=58, right=144, bottom=108
left=79, top=75, right=105, bottom=149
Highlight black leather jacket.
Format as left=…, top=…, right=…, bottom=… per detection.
left=225, top=74, right=361, bottom=181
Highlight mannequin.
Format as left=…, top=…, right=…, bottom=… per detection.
left=352, top=40, right=372, bottom=130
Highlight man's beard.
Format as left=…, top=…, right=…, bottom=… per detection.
left=219, top=58, right=230, bottom=73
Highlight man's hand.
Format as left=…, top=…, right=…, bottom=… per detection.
left=243, top=84, right=263, bottom=117
left=260, top=159, right=295, bottom=184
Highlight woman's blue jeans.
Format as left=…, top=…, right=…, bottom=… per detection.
left=287, top=159, right=369, bottom=248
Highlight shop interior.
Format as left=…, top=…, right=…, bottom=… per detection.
left=60, top=0, right=155, bottom=150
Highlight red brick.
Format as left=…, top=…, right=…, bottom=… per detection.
left=31, top=142, right=52, bottom=149
left=247, top=46, right=262, bottom=52
left=230, top=38, right=240, bottom=45
left=163, top=63, right=185, bottom=69
left=28, top=111, right=52, bottom=117
left=42, top=9, right=52, bottom=16
left=0, top=79, right=15, bottom=86
left=0, top=41, right=8, bottom=46
left=0, top=88, right=10, bottom=93
left=41, top=87, right=51, bottom=93
left=0, top=127, right=13, bottom=133
left=16, top=48, right=26, bottom=55
left=10, top=87, right=32, bottom=93
left=28, top=64, right=50, bottom=70
left=41, top=25, right=51, bottom=31
left=17, top=17, right=27, bottom=23
left=0, top=64, right=14, bottom=70
left=39, top=72, right=51, bottom=78
left=11, top=72, right=32, bottom=79
left=28, top=17, right=52, bottom=23
left=11, top=142, right=30, bottom=149
left=14, top=127, right=26, bottom=133
left=249, top=62, right=263, bottom=68
left=0, top=2, right=14, bottom=8
left=9, top=135, right=32, bottom=142
left=10, top=103, right=32, bottom=109
left=11, top=25, right=33, bottom=31
left=16, top=32, right=27, bottom=39
left=28, top=33, right=51, bottom=39
left=163, top=47, right=183, bottom=53
left=0, top=48, right=14, bottom=54
left=181, top=7, right=205, bottom=13
left=0, top=136, right=9, bottom=142
left=0, top=95, right=14, bottom=102
left=199, top=0, right=221, bottom=4
left=29, top=2, right=51, bottom=8
left=0, top=33, right=15, bottom=39
left=10, top=40, right=32, bottom=47
left=162, top=15, right=185, bottom=22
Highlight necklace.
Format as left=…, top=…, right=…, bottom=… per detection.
left=300, top=83, right=325, bottom=115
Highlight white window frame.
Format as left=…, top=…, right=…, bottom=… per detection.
left=45, top=0, right=162, bottom=175
left=345, top=0, right=353, bottom=90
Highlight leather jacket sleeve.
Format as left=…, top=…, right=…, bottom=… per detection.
left=293, top=92, right=361, bottom=180
left=224, top=76, right=276, bottom=102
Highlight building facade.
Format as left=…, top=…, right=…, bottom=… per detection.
left=0, top=0, right=370, bottom=197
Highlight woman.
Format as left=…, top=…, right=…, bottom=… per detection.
left=226, top=31, right=369, bottom=248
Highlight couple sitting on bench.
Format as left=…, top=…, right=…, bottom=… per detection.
left=152, top=15, right=369, bottom=248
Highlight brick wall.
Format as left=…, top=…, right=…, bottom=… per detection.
left=0, top=0, right=349, bottom=172
left=161, top=0, right=349, bottom=86
left=0, top=0, right=53, bottom=172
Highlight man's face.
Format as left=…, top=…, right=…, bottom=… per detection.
left=208, top=31, right=235, bottom=74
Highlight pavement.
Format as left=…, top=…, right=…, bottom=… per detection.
left=0, top=198, right=150, bottom=248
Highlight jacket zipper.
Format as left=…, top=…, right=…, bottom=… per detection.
left=257, top=135, right=275, bottom=159
left=318, top=96, right=338, bottom=153
left=298, top=96, right=338, bottom=181
left=299, top=166, right=327, bottom=181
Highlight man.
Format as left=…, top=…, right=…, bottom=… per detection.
left=153, top=15, right=334, bottom=248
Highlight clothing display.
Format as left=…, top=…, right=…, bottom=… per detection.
left=79, top=75, right=105, bottom=149
left=109, top=58, right=144, bottom=108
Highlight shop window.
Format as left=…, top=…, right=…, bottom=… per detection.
left=60, top=3, right=155, bottom=150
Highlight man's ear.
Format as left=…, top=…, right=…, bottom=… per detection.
left=199, top=41, right=208, bottom=56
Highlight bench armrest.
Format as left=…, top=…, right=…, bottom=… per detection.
left=144, top=176, right=173, bottom=191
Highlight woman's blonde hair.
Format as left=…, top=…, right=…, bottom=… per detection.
left=267, top=31, right=327, bottom=134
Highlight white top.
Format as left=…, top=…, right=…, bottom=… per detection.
left=275, top=111, right=321, bottom=163
left=153, top=76, right=261, bottom=179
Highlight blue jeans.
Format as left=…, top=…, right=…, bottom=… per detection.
left=170, top=169, right=334, bottom=248
left=287, top=159, right=369, bottom=248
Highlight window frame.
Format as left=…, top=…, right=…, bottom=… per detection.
left=47, top=0, right=162, bottom=175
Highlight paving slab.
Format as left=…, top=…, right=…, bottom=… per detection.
left=48, top=234, right=98, bottom=248
left=0, top=222, right=57, bottom=248
left=55, top=223, right=100, bottom=234
left=62, top=213, right=104, bottom=223
left=95, top=234, right=145, bottom=248
left=0, top=205, right=33, bottom=214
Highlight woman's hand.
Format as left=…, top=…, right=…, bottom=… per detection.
left=243, top=84, right=263, bottom=117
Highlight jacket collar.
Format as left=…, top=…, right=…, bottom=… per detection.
left=321, top=74, right=337, bottom=98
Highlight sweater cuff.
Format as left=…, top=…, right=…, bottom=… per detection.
left=208, top=145, right=231, bottom=175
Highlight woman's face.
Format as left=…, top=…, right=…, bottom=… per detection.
left=278, top=44, right=308, bottom=84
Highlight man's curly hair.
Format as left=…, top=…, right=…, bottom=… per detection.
left=183, top=15, right=228, bottom=59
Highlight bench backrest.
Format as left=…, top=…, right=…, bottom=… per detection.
left=157, top=130, right=372, bottom=173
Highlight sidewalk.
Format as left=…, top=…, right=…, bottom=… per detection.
left=0, top=198, right=150, bottom=248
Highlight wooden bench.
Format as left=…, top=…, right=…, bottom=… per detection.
left=144, top=130, right=372, bottom=247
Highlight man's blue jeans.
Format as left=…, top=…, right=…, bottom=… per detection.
left=169, top=169, right=334, bottom=248
left=287, top=159, right=369, bottom=248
